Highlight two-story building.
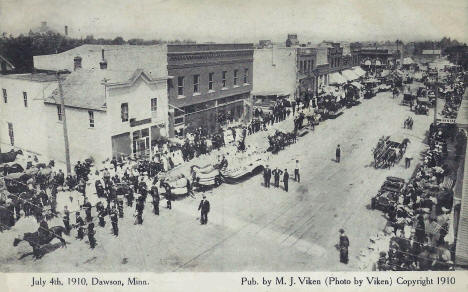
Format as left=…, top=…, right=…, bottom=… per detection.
left=166, top=44, right=254, bottom=136
left=1, top=44, right=170, bottom=166
left=0, top=73, right=58, bottom=156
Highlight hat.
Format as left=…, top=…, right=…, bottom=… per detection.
left=339, top=228, right=345, bottom=234
left=203, top=195, right=206, bottom=199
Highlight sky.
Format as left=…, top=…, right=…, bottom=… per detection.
left=0, top=0, right=467, bottom=43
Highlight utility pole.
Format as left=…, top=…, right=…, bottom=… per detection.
left=434, top=71, right=439, bottom=125
left=57, top=71, right=71, bottom=174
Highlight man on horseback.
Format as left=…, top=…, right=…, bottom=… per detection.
left=37, top=215, right=49, bottom=243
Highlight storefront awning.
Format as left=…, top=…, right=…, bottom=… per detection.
left=329, top=72, right=347, bottom=85
left=341, top=69, right=359, bottom=81
left=352, top=66, right=366, bottom=78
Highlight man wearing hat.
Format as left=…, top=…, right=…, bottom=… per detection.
left=339, top=229, right=349, bottom=264
left=272, top=168, right=283, bottom=188
left=87, top=222, right=96, bottom=249
left=110, top=207, right=119, bottom=236
left=63, top=206, right=71, bottom=233
left=37, top=214, right=49, bottom=242
left=283, top=169, right=289, bottom=192
left=75, top=212, right=85, bottom=240
left=151, top=186, right=160, bottom=215
left=82, top=197, right=92, bottom=222
left=336, top=144, right=341, bottom=163
left=198, top=195, right=210, bottom=225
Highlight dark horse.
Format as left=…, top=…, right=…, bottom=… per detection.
left=13, top=226, right=68, bottom=259
left=0, top=149, right=23, bottom=164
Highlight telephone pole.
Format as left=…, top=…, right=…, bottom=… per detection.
left=434, top=72, right=438, bottom=125
left=57, top=71, right=71, bottom=174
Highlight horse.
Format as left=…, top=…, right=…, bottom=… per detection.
left=13, top=226, right=68, bottom=259
left=0, top=149, right=23, bottom=164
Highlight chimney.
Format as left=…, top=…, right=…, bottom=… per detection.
left=64, top=25, right=68, bottom=36
left=73, top=56, right=82, bottom=71
left=99, top=49, right=107, bottom=69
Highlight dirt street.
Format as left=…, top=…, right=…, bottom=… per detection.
left=0, top=90, right=433, bottom=272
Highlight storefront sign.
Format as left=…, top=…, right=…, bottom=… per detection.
left=130, top=118, right=152, bottom=127
left=437, top=118, right=456, bottom=124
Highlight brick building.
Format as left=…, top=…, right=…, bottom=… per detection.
left=166, top=44, right=254, bottom=136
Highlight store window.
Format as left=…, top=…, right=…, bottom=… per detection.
left=121, top=103, right=129, bottom=122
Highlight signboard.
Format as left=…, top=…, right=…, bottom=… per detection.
left=437, top=118, right=456, bottom=124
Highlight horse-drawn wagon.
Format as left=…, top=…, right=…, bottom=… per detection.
left=371, top=176, right=405, bottom=211
left=267, top=130, right=296, bottom=154
left=372, top=136, right=410, bottom=169
left=221, top=158, right=264, bottom=184
left=191, top=164, right=223, bottom=190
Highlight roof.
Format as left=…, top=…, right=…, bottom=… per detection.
left=36, top=44, right=156, bottom=57
left=422, top=49, right=441, bottom=55
left=45, top=69, right=168, bottom=111
left=0, top=72, right=61, bottom=82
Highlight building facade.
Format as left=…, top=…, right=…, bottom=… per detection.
left=1, top=45, right=170, bottom=166
left=253, top=47, right=297, bottom=98
left=166, top=44, right=254, bottom=136
left=297, top=47, right=318, bottom=97
left=253, top=46, right=318, bottom=102
left=0, top=73, right=57, bottom=156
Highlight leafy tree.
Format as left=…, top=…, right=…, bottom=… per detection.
left=111, top=36, right=125, bottom=45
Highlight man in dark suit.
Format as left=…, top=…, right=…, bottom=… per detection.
left=283, top=169, right=289, bottom=192
left=272, top=168, right=283, bottom=188
left=339, top=228, right=349, bottom=264
left=198, top=195, right=210, bottom=225
left=75, top=212, right=85, bottom=240
left=336, top=144, right=341, bottom=163
left=266, top=166, right=272, bottom=187
left=263, top=165, right=271, bottom=188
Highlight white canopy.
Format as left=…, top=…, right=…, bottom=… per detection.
left=341, top=69, right=359, bottom=81
left=352, top=66, right=366, bottom=78
left=403, top=57, right=415, bottom=65
left=329, top=72, right=347, bottom=85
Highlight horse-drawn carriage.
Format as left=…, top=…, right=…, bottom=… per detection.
left=373, top=136, right=410, bottom=169
left=414, top=102, right=429, bottom=115
left=220, top=158, right=264, bottom=184
left=402, top=93, right=416, bottom=106
left=191, top=164, right=223, bottom=190
left=267, top=130, right=296, bottom=154
left=363, top=79, right=379, bottom=99
left=3, top=172, right=32, bottom=193
left=371, top=176, right=405, bottom=211
left=159, top=174, right=191, bottom=197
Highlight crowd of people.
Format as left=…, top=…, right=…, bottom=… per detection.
left=374, top=123, right=457, bottom=271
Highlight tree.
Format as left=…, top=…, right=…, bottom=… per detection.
left=111, top=36, right=125, bottom=45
